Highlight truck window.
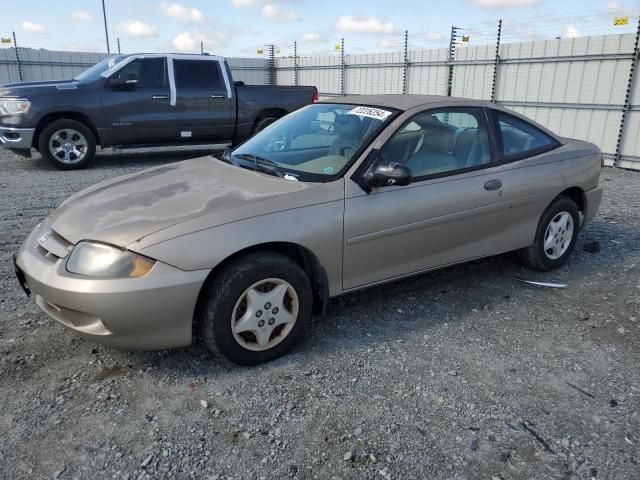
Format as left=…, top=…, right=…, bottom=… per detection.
left=173, top=60, right=224, bottom=90
left=112, top=58, right=168, bottom=88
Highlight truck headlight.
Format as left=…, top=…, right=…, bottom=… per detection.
left=0, top=98, right=31, bottom=115
left=66, top=241, right=156, bottom=278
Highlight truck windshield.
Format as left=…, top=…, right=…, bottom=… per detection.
left=229, top=103, right=397, bottom=182
left=74, top=55, right=127, bottom=83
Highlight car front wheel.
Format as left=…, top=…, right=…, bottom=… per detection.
left=197, top=252, right=313, bottom=365
left=518, top=196, right=580, bottom=271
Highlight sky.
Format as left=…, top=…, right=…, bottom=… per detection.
left=0, top=0, right=638, bottom=57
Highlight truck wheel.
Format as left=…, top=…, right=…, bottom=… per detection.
left=252, top=116, right=279, bottom=134
left=518, top=196, right=580, bottom=271
left=197, top=252, right=313, bottom=366
left=39, top=119, right=96, bottom=170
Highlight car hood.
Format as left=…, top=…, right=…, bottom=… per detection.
left=49, top=156, right=316, bottom=247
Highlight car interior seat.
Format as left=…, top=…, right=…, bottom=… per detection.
left=329, top=115, right=363, bottom=159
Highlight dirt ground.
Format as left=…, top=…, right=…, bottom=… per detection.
left=0, top=148, right=638, bottom=480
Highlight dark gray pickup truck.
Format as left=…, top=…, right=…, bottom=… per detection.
left=0, top=53, right=318, bottom=169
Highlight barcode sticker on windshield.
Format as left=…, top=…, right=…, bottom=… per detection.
left=348, top=106, right=393, bottom=120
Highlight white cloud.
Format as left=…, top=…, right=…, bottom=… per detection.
left=71, top=10, right=94, bottom=22
left=262, top=3, right=299, bottom=21
left=335, top=16, right=394, bottom=34
left=160, top=2, right=205, bottom=22
left=564, top=25, right=581, bottom=38
left=172, top=31, right=226, bottom=52
left=606, top=0, right=619, bottom=9
left=468, top=0, right=539, bottom=8
left=232, top=0, right=259, bottom=6
left=379, top=38, right=401, bottom=48
left=21, top=21, right=46, bottom=33
left=119, top=20, right=157, bottom=37
left=425, top=32, right=444, bottom=41
left=300, top=32, right=322, bottom=42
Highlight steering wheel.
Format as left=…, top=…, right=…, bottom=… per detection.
left=264, top=132, right=291, bottom=152
left=325, top=122, right=338, bottom=136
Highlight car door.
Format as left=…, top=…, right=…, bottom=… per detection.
left=172, top=58, right=234, bottom=141
left=101, top=56, right=177, bottom=145
left=342, top=107, right=515, bottom=290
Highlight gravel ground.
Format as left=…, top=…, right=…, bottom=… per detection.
left=0, top=148, right=639, bottom=480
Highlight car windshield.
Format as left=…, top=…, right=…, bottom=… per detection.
left=73, top=55, right=127, bottom=82
left=228, top=103, right=397, bottom=182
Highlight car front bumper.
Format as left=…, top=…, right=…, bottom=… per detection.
left=0, top=126, right=34, bottom=152
left=15, top=221, right=210, bottom=350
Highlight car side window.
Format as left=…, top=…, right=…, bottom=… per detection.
left=174, top=60, right=225, bottom=91
left=493, top=111, right=557, bottom=158
left=113, top=58, right=168, bottom=88
left=380, top=108, right=491, bottom=179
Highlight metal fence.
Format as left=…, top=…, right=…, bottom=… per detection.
left=0, top=47, right=269, bottom=86
left=276, top=22, right=640, bottom=170
left=1, top=20, right=639, bottom=170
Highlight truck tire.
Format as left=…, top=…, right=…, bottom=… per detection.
left=39, top=119, right=96, bottom=170
left=252, top=116, right=279, bottom=134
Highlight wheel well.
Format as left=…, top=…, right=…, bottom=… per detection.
left=33, top=112, right=100, bottom=149
left=253, top=108, right=287, bottom=127
left=199, top=242, right=329, bottom=316
left=558, top=187, right=585, bottom=214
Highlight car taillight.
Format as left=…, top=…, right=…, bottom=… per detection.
left=312, top=90, right=319, bottom=103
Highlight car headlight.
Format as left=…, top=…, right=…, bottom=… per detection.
left=0, top=98, right=31, bottom=115
left=66, top=241, right=156, bottom=278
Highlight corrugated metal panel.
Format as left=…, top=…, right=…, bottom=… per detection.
left=406, top=47, right=449, bottom=95
left=452, top=44, right=494, bottom=99
left=227, top=57, right=269, bottom=85
left=345, top=52, right=403, bottom=94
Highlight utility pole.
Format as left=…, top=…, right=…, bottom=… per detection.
left=101, top=0, right=111, bottom=54
left=447, top=26, right=460, bottom=96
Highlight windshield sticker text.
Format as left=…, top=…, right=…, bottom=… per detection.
left=348, top=106, right=393, bottom=120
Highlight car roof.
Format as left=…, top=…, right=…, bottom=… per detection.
left=323, top=94, right=495, bottom=112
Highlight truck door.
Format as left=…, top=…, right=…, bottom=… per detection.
left=101, top=56, right=177, bottom=145
left=172, top=58, right=234, bottom=141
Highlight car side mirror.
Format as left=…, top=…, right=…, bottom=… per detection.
left=361, top=150, right=412, bottom=193
left=234, top=80, right=245, bottom=87
left=108, top=77, right=138, bottom=90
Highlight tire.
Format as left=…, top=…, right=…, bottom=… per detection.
left=518, top=196, right=580, bottom=271
left=197, top=252, right=313, bottom=366
left=39, top=119, right=96, bottom=170
left=252, top=116, right=279, bottom=135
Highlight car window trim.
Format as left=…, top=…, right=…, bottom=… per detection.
left=354, top=106, right=497, bottom=186
left=486, top=108, right=561, bottom=164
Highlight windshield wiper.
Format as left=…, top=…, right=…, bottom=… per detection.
left=233, top=153, right=283, bottom=177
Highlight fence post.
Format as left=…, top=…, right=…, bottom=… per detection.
left=294, top=41, right=298, bottom=86
left=117, top=38, right=121, bottom=54
left=200, top=41, right=204, bottom=54
left=340, top=38, right=345, bottom=96
left=12, top=31, right=22, bottom=82
left=402, top=30, right=408, bottom=94
left=268, top=44, right=276, bottom=85
left=447, top=26, right=460, bottom=96
left=614, top=16, right=640, bottom=167
left=490, top=19, right=502, bottom=103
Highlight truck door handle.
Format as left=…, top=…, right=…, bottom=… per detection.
left=484, top=179, right=502, bottom=191
left=211, top=94, right=226, bottom=98
left=152, top=95, right=169, bottom=100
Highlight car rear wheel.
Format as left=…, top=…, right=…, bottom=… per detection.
left=518, top=196, right=580, bottom=271
left=252, top=116, right=279, bottom=134
left=39, top=119, right=96, bottom=170
left=197, top=252, right=313, bottom=365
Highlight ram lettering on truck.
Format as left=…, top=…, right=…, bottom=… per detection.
left=0, top=53, right=318, bottom=169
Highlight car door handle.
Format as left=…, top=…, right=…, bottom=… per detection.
left=211, top=94, right=227, bottom=98
left=484, top=179, right=503, bottom=191
left=152, top=95, right=169, bottom=100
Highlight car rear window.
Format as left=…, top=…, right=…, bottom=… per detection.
left=173, top=60, right=225, bottom=90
